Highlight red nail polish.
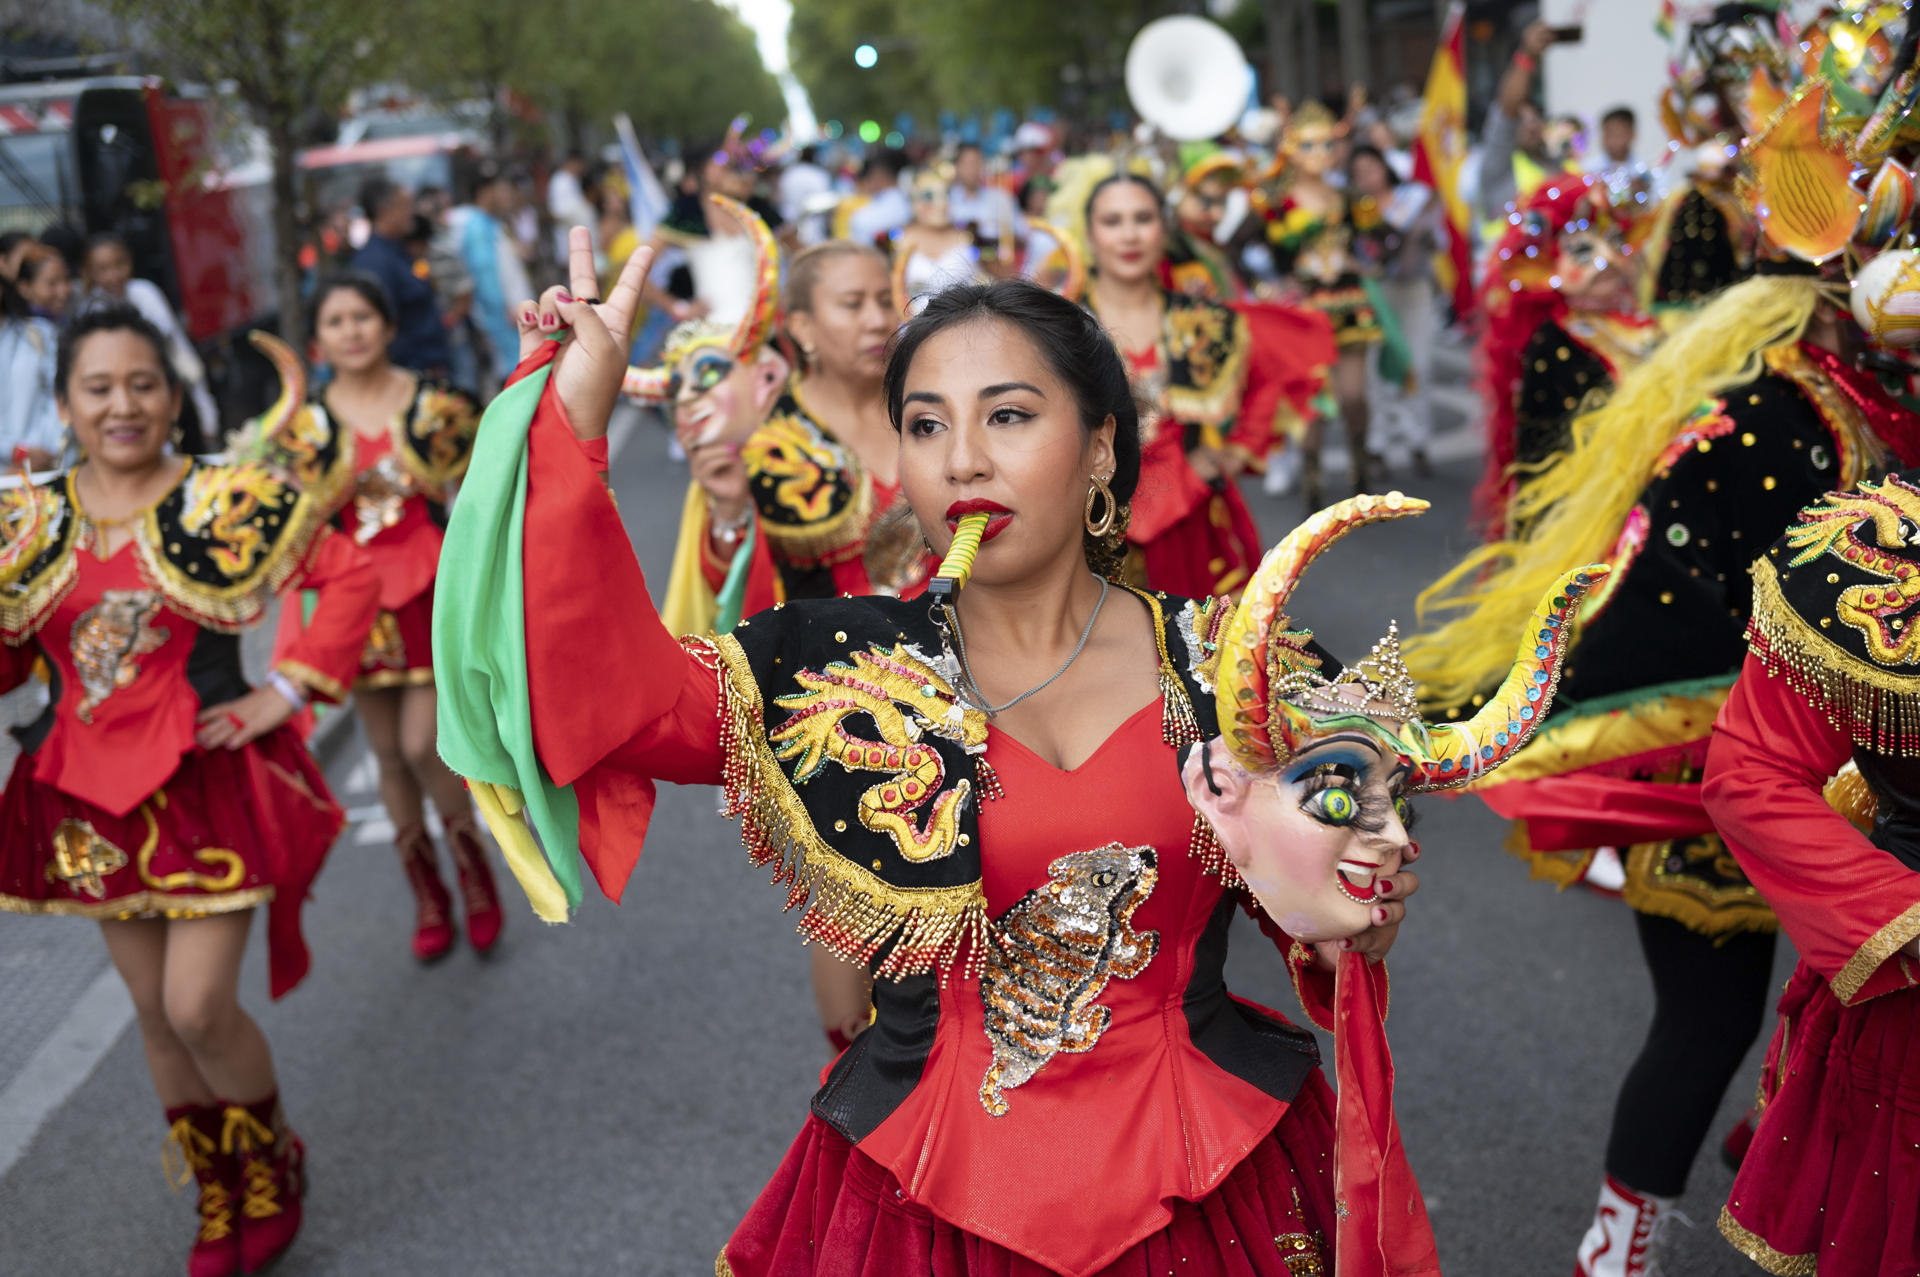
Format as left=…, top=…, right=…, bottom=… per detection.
left=1375, top=880, right=1392, bottom=897
left=1374, top=907, right=1389, bottom=924
left=556, top=289, right=574, bottom=303
left=1341, top=938, right=1354, bottom=950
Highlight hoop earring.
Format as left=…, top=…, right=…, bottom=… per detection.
left=1085, top=473, right=1115, bottom=538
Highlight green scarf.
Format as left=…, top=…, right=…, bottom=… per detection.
left=432, top=360, right=575, bottom=920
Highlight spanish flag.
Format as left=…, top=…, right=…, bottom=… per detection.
left=1413, top=2, right=1472, bottom=319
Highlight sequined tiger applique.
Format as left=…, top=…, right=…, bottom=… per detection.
left=770, top=644, right=987, bottom=862
left=72, top=589, right=169, bottom=722
left=979, top=843, right=1160, bottom=1116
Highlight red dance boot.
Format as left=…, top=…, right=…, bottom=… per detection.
left=396, top=824, right=455, bottom=962
left=164, top=1104, right=241, bottom=1277
left=1573, top=1174, right=1680, bottom=1277
left=221, top=1095, right=304, bottom=1274
left=443, top=812, right=503, bottom=955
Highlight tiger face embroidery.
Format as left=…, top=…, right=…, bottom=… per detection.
left=978, top=843, right=1159, bottom=1115
left=72, top=589, right=169, bottom=723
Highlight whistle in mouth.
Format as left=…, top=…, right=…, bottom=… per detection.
left=927, top=512, right=990, bottom=602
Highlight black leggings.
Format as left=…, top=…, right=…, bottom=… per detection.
left=1604, top=910, right=1778, bottom=1197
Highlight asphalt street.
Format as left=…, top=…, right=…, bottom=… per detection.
left=1, top=357, right=1792, bottom=1276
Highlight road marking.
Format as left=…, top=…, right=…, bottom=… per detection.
left=0, top=964, right=134, bottom=1177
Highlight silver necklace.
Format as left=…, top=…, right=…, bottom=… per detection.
left=943, top=576, right=1109, bottom=718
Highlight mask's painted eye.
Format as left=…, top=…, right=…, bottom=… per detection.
left=1394, top=795, right=1413, bottom=826
left=687, top=351, right=735, bottom=394
left=1306, top=786, right=1358, bottom=825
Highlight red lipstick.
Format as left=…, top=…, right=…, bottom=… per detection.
left=946, top=499, right=1013, bottom=544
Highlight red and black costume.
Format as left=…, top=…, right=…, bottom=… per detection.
left=697, top=376, right=930, bottom=617
left=1091, top=290, right=1266, bottom=598
left=0, top=460, right=377, bottom=998
left=1705, top=472, right=1920, bottom=1273
left=515, top=395, right=1352, bottom=1276
left=268, top=377, right=477, bottom=689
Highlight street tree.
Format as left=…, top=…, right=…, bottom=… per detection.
left=105, top=0, right=400, bottom=354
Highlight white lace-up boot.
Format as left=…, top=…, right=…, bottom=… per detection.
left=1574, top=1175, right=1683, bottom=1277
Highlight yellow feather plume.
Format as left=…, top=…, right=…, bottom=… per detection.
left=1407, top=274, right=1822, bottom=708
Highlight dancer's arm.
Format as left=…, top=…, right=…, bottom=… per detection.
left=1704, top=654, right=1920, bottom=1004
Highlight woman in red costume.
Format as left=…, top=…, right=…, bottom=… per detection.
left=431, top=230, right=1603, bottom=1276
left=1704, top=464, right=1920, bottom=1275
left=1163, top=153, right=1337, bottom=490
left=685, top=240, right=927, bottom=613
left=255, top=274, right=497, bottom=963
left=1475, top=175, right=1660, bottom=535
left=1082, top=173, right=1265, bottom=597
left=0, top=306, right=378, bottom=1277
left=624, top=205, right=892, bottom=1050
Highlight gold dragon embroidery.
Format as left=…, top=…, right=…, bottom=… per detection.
left=744, top=414, right=846, bottom=524
left=1783, top=477, right=1920, bottom=665
left=409, top=386, right=477, bottom=479
left=770, top=644, right=986, bottom=862
left=177, top=465, right=287, bottom=577
left=72, top=589, right=169, bottom=722
left=978, top=843, right=1160, bottom=1116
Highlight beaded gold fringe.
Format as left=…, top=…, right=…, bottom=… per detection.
left=1749, top=559, right=1920, bottom=757
left=701, top=635, right=987, bottom=980
left=1187, top=810, right=1245, bottom=889
left=975, top=755, right=1005, bottom=802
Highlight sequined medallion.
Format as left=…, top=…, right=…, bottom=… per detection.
left=71, top=589, right=169, bottom=722
left=45, top=819, right=129, bottom=898
left=352, top=454, right=415, bottom=544
left=978, top=843, right=1159, bottom=1115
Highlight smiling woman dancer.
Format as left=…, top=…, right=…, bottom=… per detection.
left=0, top=306, right=378, bottom=1277
left=434, top=231, right=1599, bottom=1276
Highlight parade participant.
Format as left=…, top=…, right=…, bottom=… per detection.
left=1407, top=76, right=1920, bottom=1277
left=0, top=270, right=61, bottom=471
left=630, top=227, right=918, bottom=1051
left=1704, top=468, right=1920, bottom=1276
left=1163, top=151, right=1337, bottom=489
left=1083, top=172, right=1264, bottom=597
left=1474, top=175, right=1660, bottom=534
left=890, top=169, right=985, bottom=313
left=621, top=197, right=785, bottom=640
left=1348, top=143, right=1443, bottom=479
left=1255, top=101, right=1387, bottom=505
left=433, top=231, right=1600, bottom=1275
left=0, top=305, right=378, bottom=1277
left=252, top=275, right=497, bottom=963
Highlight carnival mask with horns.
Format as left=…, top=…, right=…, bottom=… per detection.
left=621, top=193, right=782, bottom=446
left=1184, top=493, right=1606, bottom=942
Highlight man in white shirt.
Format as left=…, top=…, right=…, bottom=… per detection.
left=778, top=146, right=833, bottom=246
left=546, top=151, right=594, bottom=264
left=846, top=150, right=911, bottom=247
left=946, top=142, right=1019, bottom=277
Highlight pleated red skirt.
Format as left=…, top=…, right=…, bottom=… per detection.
left=0, top=725, right=344, bottom=999
left=1720, top=960, right=1920, bottom=1274
left=718, top=1072, right=1338, bottom=1277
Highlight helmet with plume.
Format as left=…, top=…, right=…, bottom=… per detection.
left=622, top=194, right=780, bottom=402
left=1214, top=492, right=1608, bottom=790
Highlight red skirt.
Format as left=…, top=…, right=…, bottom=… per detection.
left=1720, top=960, right=1920, bottom=1273
left=718, top=1076, right=1338, bottom=1277
left=357, top=588, right=436, bottom=690
left=1136, top=483, right=1264, bottom=600
left=0, top=725, right=344, bottom=999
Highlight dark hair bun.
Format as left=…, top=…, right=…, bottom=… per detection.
left=56, top=303, right=181, bottom=400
